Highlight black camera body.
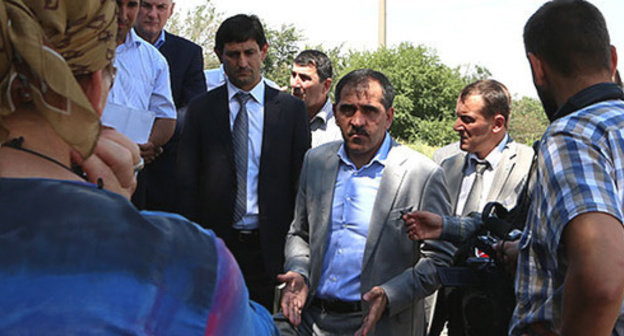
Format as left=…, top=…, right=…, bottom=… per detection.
left=434, top=202, right=520, bottom=336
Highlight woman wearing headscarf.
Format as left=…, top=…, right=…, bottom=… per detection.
left=0, top=1, right=278, bottom=334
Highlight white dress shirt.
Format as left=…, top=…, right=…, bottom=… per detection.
left=105, top=28, right=175, bottom=120
left=310, top=98, right=343, bottom=148
left=455, top=134, right=509, bottom=216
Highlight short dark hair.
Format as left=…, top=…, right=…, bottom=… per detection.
left=294, top=50, right=333, bottom=81
left=215, top=14, right=267, bottom=53
left=459, top=79, right=511, bottom=125
left=335, top=69, right=395, bottom=110
left=524, top=0, right=611, bottom=77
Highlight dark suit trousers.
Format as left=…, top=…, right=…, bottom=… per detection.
left=226, top=228, right=276, bottom=312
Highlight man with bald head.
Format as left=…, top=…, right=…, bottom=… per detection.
left=132, top=0, right=207, bottom=212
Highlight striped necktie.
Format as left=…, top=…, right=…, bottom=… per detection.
left=462, top=160, right=490, bottom=216
left=232, top=92, right=251, bottom=224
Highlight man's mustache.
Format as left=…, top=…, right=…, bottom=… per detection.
left=348, top=126, right=368, bottom=137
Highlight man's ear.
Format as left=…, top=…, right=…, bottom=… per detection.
left=322, top=77, right=332, bottom=96
left=260, top=43, right=268, bottom=61
left=214, top=47, right=223, bottom=63
left=492, top=114, right=506, bottom=133
left=168, top=2, right=175, bottom=18
left=528, top=52, right=546, bottom=87
left=385, top=106, right=395, bottom=129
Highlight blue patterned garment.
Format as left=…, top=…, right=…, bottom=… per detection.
left=0, top=178, right=277, bottom=335
left=510, top=85, right=624, bottom=335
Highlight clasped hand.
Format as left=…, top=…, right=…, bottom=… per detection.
left=71, top=128, right=140, bottom=199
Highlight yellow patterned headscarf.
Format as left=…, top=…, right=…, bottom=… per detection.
left=0, top=0, right=117, bottom=157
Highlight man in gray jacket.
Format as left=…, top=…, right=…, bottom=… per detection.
left=275, top=69, right=454, bottom=336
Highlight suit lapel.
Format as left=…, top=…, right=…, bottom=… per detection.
left=444, top=154, right=467, bottom=213
left=212, top=86, right=232, bottom=151
left=260, top=88, right=280, bottom=168
left=487, top=141, right=517, bottom=201
left=362, top=142, right=407, bottom=271
left=312, top=146, right=341, bottom=286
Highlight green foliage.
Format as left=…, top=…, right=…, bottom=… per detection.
left=338, top=43, right=485, bottom=144
left=263, top=24, right=303, bottom=87
left=509, top=96, right=549, bottom=145
left=166, top=0, right=221, bottom=69
left=414, top=117, right=458, bottom=147
left=165, top=4, right=498, bottom=148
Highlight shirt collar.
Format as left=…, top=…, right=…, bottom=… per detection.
left=551, top=82, right=624, bottom=122
left=154, top=29, right=166, bottom=49
left=226, top=77, right=266, bottom=106
left=338, top=132, right=391, bottom=170
left=311, top=97, right=333, bottom=124
left=467, top=133, right=509, bottom=170
left=121, top=28, right=142, bottom=49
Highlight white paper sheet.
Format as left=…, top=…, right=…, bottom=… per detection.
left=101, top=102, right=155, bottom=144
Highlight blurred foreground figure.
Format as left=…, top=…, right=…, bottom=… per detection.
left=0, top=1, right=277, bottom=334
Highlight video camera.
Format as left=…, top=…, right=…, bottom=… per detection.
left=433, top=201, right=521, bottom=336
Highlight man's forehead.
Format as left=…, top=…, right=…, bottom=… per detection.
left=337, top=83, right=386, bottom=109
left=142, top=0, right=173, bottom=5
left=457, top=94, right=485, bottom=112
left=292, top=63, right=317, bottom=75
left=223, top=39, right=260, bottom=51
left=341, top=81, right=381, bottom=99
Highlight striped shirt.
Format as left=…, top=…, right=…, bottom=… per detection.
left=510, top=86, right=624, bottom=334
left=106, top=28, right=175, bottom=120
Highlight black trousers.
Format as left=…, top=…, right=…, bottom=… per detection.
left=226, top=229, right=276, bottom=312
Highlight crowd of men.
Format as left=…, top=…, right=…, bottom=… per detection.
left=1, top=0, right=624, bottom=335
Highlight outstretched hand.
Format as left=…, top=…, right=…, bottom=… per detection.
left=403, top=210, right=444, bottom=241
left=276, top=271, right=309, bottom=327
left=355, top=286, right=388, bottom=336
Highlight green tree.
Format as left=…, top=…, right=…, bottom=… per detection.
left=166, top=0, right=221, bottom=68
left=263, top=24, right=303, bottom=87
left=340, top=43, right=487, bottom=145
left=509, top=96, right=548, bottom=145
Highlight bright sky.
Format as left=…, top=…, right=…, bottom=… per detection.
left=177, top=0, right=624, bottom=99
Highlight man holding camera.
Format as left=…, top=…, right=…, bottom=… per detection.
left=406, top=1, right=624, bottom=335
left=430, top=79, right=533, bottom=335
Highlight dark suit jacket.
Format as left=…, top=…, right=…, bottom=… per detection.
left=160, top=31, right=206, bottom=109
left=176, top=84, right=311, bottom=278
left=134, top=31, right=206, bottom=212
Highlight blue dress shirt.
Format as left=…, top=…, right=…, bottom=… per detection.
left=316, top=133, right=392, bottom=302
left=154, top=29, right=166, bottom=49
left=226, top=79, right=265, bottom=230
